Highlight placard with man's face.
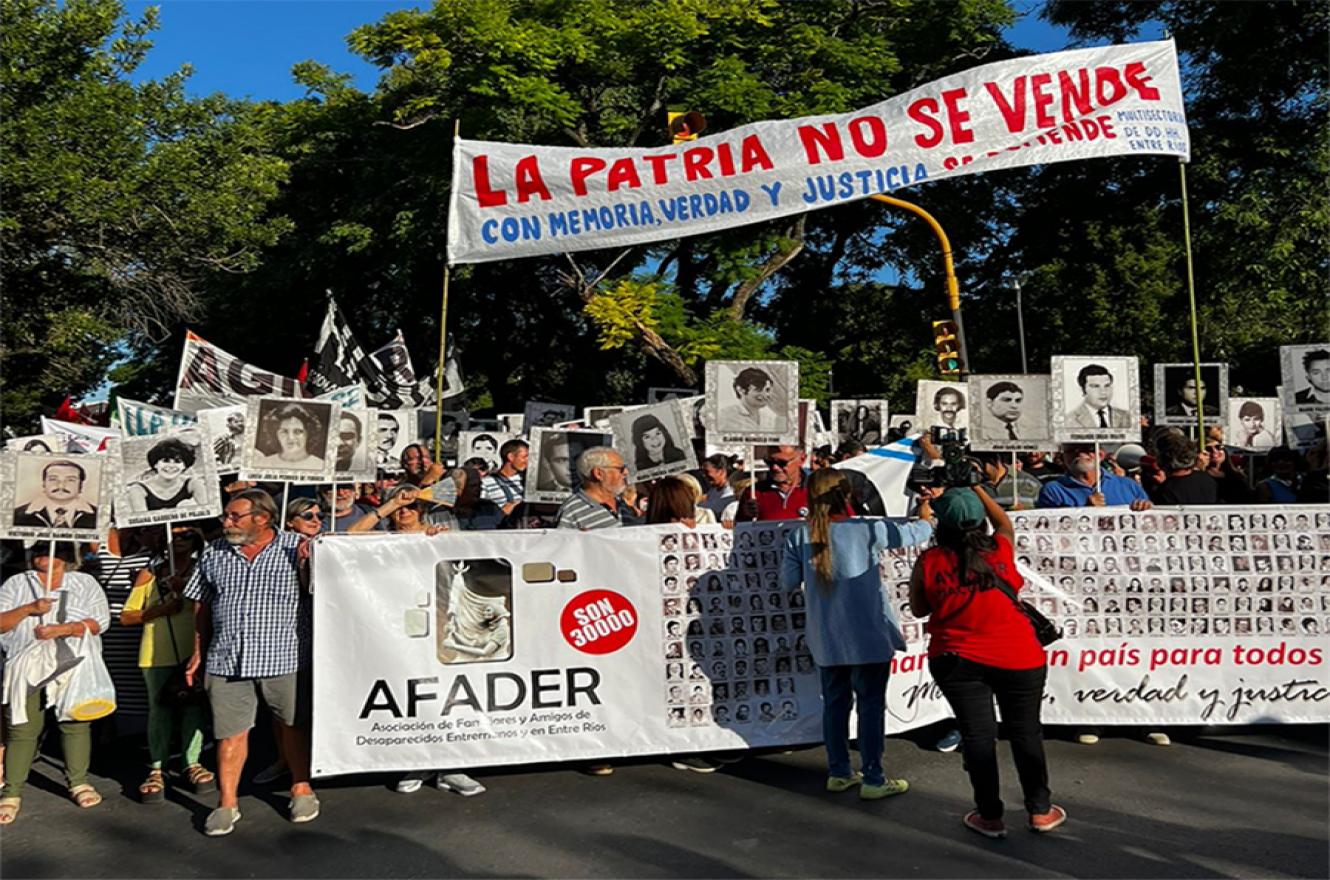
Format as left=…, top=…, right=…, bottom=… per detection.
left=831, top=400, right=888, bottom=447
left=371, top=409, right=415, bottom=473
left=1227, top=397, right=1281, bottom=452
left=458, top=431, right=515, bottom=472
left=1153, top=363, right=1228, bottom=427
left=914, top=381, right=969, bottom=440
left=111, top=427, right=222, bottom=527
left=647, top=387, right=697, bottom=404
left=241, top=397, right=340, bottom=483
left=522, top=401, right=576, bottom=432
left=1049, top=356, right=1140, bottom=443
left=611, top=401, right=697, bottom=482
left=524, top=428, right=613, bottom=504
left=704, top=360, right=799, bottom=445
left=197, top=405, right=247, bottom=475
left=967, top=375, right=1052, bottom=452
left=0, top=450, right=114, bottom=540
left=417, top=409, right=469, bottom=465
left=1280, top=344, right=1330, bottom=416
left=331, top=408, right=376, bottom=482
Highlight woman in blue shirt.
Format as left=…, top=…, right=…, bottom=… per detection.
left=779, top=469, right=934, bottom=799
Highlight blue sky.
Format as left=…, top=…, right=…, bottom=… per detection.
left=125, top=0, right=1087, bottom=100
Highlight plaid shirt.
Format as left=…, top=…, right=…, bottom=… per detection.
left=184, top=530, right=309, bottom=678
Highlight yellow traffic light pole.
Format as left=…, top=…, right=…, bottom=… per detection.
left=870, top=194, right=970, bottom=373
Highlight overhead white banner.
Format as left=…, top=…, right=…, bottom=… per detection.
left=116, top=397, right=197, bottom=437
left=172, top=330, right=305, bottom=413
left=447, top=40, right=1187, bottom=263
left=313, top=506, right=1327, bottom=777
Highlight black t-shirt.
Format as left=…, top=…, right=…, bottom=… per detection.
left=1152, top=471, right=1220, bottom=506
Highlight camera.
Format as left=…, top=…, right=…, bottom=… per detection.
left=906, top=429, right=984, bottom=491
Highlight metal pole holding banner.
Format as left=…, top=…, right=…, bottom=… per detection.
left=870, top=194, right=970, bottom=373
left=1178, top=160, right=1206, bottom=441
left=435, top=118, right=461, bottom=465
left=1013, top=279, right=1028, bottom=373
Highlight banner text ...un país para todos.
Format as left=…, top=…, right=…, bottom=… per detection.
left=312, top=508, right=1327, bottom=777
left=447, top=40, right=1187, bottom=264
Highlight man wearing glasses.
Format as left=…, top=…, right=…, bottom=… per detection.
left=740, top=445, right=818, bottom=520
left=553, top=447, right=640, bottom=530
left=184, top=488, right=319, bottom=836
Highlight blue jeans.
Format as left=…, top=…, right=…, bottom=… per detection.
left=818, top=663, right=890, bottom=785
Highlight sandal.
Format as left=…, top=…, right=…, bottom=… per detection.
left=139, top=769, right=166, bottom=804
left=0, top=797, right=19, bottom=825
left=185, top=763, right=217, bottom=794
left=69, top=784, right=102, bottom=809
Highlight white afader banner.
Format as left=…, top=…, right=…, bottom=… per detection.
left=448, top=40, right=1187, bottom=263
left=313, top=508, right=1329, bottom=777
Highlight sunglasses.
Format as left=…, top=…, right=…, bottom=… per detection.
left=765, top=458, right=799, bottom=468
left=294, top=511, right=322, bottom=522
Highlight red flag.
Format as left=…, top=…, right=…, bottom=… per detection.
left=296, top=358, right=309, bottom=384
left=54, top=396, right=91, bottom=424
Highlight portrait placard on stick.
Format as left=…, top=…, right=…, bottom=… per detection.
left=497, top=413, right=525, bottom=434
left=371, top=409, right=416, bottom=473
left=331, top=408, right=377, bottom=482
left=1050, top=356, right=1140, bottom=443
left=914, top=381, right=969, bottom=441
left=611, top=401, right=697, bottom=482
left=5, top=435, right=64, bottom=454
left=1153, top=363, right=1228, bottom=427
left=458, top=431, right=515, bottom=472
left=240, top=397, right=340, bottom=483
left=525, top=428, right=613, bottom=504
left=584, top=406, right=629, bottom=429
left=1227, top=397, right=1281, bottom=452
left=1280, top=344, right=1330, bottom=417
left=704, top=360, right=799, bottom=445
left=967, top=375, right=1053, bottom=452
left=0, top=451, right=114, bottom=540
left=197, top=405, right=247, bottom=475
left=831, top=400, right=888, bottom=447
left=522, top=402, right=576, bottom=432
left=112, top=427, right=222, bottom=527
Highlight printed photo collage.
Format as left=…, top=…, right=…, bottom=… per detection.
left=1007, top=508, right=1330, bottom=640
left=659, top=524, right=813, bottom=729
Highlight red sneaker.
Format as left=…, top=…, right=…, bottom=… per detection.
left=1029, top=804, right=1067, bottom=833
left=963, top=810, right=1007, bottom=839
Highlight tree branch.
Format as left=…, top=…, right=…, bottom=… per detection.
left=728, top=215, right=807, bottom=320
left=373, top=112, right=442, bottom=130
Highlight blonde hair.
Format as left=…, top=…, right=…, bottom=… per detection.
left=675, top=473, right=704, bottom=503
left=807, top=468, right=852, bottom=590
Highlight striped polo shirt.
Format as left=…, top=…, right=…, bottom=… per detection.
left=554, top=490, right=638, bottom=530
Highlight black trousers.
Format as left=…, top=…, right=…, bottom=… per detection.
left=930, top=654, right=1051, bottom=820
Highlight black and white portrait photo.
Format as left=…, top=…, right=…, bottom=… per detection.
left=648, top=387, right=697, bottom=403
left=967, top=375, right=1052, bottom=452
left=112, top=428, right=222, bottom=527
left=458, top=431, right=514, bottom=472
left=240, top=397, right=339, bottom=483
left=1280, top=344, right=1330, bottom=415
left=1153, top=363, right=1227, bottom=427
left=1050, top=356, right=1140, bottom=443
left=914, top=381, right=969, bottom=440
left=1284, top=411, right=1328, bottom=451
left=416, top=409, right=469, bottom=464
left=0, top=451, right=113, bottom=540
left=497, top=413, right=525, bottom=434
left=372, top=409, right=415, bottom=472
left=704, top=360, right=799, bottom=445
left=584, top=406, right=628, bottom=429
left=831, top=400, right=887, bottom=447
left=5, top=434, right=62, bottom=454
left=197, top=405, right=246, bottom=474
left=524, top=428, right=612, bottom=504
left=674, top=395, right=707, bottom=439
left=522, top=401, right=577, bottom=431
left=331, top=407, right=376, bottom=481
left=610, top=401, right=696, bottom=481
left=1227, top=397, right=1281, bottom=451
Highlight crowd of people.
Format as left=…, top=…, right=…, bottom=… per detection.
left=0, top=416, right=1323, bottom=839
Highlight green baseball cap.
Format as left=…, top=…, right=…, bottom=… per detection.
left=933, top=488, right=985, bottom=530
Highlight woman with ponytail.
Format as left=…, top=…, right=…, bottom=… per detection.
left=778, top=469, right=935, bottom=799
left=908, top=486, right=1065, bottom=839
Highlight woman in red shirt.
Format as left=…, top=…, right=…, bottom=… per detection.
left=908, top=486, right=1065, bottom=839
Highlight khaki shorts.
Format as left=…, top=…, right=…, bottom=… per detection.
left=205, top=671, right=309, bottom=740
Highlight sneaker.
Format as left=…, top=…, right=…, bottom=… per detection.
left=936, top=729, right=963, bottom=752
left=963, top=810, right=1007, bottom=839
left=859, top=778, right=909, bottom=800
left=585, top=763, right=614, bottom=776
left=1145, top=731, right=1171, bottom=746
left=671, top=756, right=719, bottom=774
left=1076, top=732, right=1100, bottom=745
left=1029, top=804, right=1067, bottom=833
left=395, top=770, right=433, bottom=794
left=437, top=773, right=486, bottom=796
left=204, top=806, right=241, bottom=837
left=825, top=772, right=862, bottom=793
left=253, top=759, right=289, bottom=785
left=289, top=793, right=320, bottom=824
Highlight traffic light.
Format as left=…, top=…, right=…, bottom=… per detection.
left=932, top=319, right=961, bottom=377
left=668, top=110, right=706, bottom=144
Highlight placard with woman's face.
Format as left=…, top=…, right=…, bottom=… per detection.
left=831, top=400, right=888, bottom=447
left=240, top=397, right=340, bottom=483
left=0, top=450, right=114, bottom=540
left=1227, top=397, right=1281, bottom=452
left=611, top=400, right=697, bottom=482
left=112, top=427, right=222, bottom=527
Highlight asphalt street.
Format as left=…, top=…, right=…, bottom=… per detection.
left=2, top=724, right=1326, bottom=879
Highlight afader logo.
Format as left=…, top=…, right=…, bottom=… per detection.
left=561, top=590, right=638, bottom=655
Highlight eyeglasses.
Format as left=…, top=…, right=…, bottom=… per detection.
left=294, top=511, right=322, bottom=522
left=765, top=458, right=799, bottom=468
left=221, top=511, right=257, bottom=523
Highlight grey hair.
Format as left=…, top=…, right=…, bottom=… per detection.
left=232, top=488, right=279, bottom=526
left=1155, top=430, right=1198, bottom=472
left=577, top=446, right=621, bottom=482
left=285, top=496, right=319, bottom=521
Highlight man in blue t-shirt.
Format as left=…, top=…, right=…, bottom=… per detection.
left=1037, top=444, right=1153, bottom=510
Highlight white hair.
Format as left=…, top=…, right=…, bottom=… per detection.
left=577, top=446, right=621, bottom=482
